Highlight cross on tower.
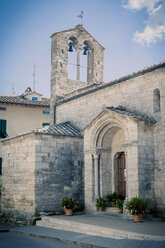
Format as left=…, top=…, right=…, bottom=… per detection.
left=77, top=11, right=84, bottom=24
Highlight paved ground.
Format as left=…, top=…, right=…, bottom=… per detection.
left=0, top=232, right=78, bottom=248
left=4, top=225, right=165, bottom=248
left=0, top=215, right=165, bottom=248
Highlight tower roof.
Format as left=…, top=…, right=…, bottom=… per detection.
left=51, top=25, right=105, bottom=50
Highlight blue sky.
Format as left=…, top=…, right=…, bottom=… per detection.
left=1, top=0, right=165, bottom=98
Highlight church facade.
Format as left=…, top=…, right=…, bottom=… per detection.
left=1, top=25, right=165, bottom=218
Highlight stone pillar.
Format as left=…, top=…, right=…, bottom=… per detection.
left=123, top=142, right=139, bottom=198
left=84, top=151, right=94, bottom=212
left=94, top=154, right=99, bottom=199
left=77, top=50, right=80, bottom=80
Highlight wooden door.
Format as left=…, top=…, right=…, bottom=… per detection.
left=118, top=152, right=126, bottom=199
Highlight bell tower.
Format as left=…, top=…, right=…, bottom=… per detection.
left=50, top=24, right=104, bottom=124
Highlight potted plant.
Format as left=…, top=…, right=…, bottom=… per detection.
left=60, top=197, right=78, bottom=216
left=96, top=197, right=107, bottom=211
left=126, top=196, right=147, bottom=222
left=106, top=192, right=118, bottom=207
left=115, top=199, right=124, bottom=213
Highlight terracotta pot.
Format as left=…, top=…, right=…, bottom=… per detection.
left=118, top=208, right=123, bottom=213
left=110, top=202, right=115, bottom=207
left=99, top=207, right=103, bottom=211
left=65, top=209, right=73, bottom=216
left=134, top=214, right=143, bottom=222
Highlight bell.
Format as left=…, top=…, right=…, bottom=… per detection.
left=83, top=46, right=88, bottom=55
left=68, top=42, right=73, bottom=52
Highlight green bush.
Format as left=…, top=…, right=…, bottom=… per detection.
left=115, top=199, right=124, bottom=209
left=60, top=197, right=78, bottom=210
left=106, top=192, right=118, bottom=203
left=96, top=197, right=107, bottom=208
left=126, top=196, right=147, bottom=215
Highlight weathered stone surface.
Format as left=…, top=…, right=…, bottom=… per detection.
left=1, top=25, right=165, bottom=219
left=1, top=132, right=83, bottom=218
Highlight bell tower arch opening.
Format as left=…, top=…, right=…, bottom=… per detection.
left=68, top=37, right=77, bottom=80
left=79, top=40, right=94, bottom=83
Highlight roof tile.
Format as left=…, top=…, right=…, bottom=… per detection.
left=2, top=121, right=82, bottom=141
left=0, top=95, right=50, bottom=107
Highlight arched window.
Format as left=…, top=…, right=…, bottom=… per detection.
left=153, top=88, right=160, bottom=113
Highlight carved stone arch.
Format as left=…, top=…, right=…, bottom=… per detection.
left=91, top=112, right=130, bottom=149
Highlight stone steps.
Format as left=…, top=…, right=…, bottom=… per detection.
left=36, top=216, right=125, bottom=239
left=36, top=215, right=165, bottom=240
left=94, top=207, right=125, bottom=217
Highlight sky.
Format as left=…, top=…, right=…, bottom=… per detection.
left=0, top=0, right=165, bottom=98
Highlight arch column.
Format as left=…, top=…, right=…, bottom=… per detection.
left=84, top=149, right=95, bottom=211
left=76, top=49, right=80, bottom=80
left=93, top=153, right=100, bottom=199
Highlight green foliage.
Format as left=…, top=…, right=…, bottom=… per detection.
left=60, top=197, right=78, bottom=210
left=126, top=196, right=147, bottom=215
left=34, top=207, right=40, bottom=217
left=96, top=197, right=107, bottom=208
left=115, top=199, right=124, bottom=209
left=106, top=192, right=118, bottom=203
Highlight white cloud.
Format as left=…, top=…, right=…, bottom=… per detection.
left=133, top=25, right=165, bottom=45
left=122, top=0, right=160, bottom=12
left=122, top=0, right=165, bottom=45
left=150, top=4, right=162, bottom=15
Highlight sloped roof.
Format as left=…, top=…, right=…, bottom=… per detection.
left=2, top=121, right=82, bottom=141
left=82, top=106, right=156, bottom=133
left=37, top=121, right=82, bottom=137
left=57, top=61, right=165, bottom=106
left=107, top=106, right=156, bottom=123
left=0, top=95, right=50, bottom=107
left=51, top=24, right=105, bottom=50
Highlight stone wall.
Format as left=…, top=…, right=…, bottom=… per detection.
left=1, top=133, right=36, bottom=218
left=1, top=132, right=84, bottom=217
left=56, top=67, right=165, bottom=129
left=34, top=133, right=84, bottom=213
left=137, top=122, right=155, bottom=201
left=56, top=66, right=165, bottom=214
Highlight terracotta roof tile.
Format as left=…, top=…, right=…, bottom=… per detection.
left=0, top=95, right=50, bottom=107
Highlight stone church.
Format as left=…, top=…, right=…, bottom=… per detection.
left=1, top=25, right=165, bottom=218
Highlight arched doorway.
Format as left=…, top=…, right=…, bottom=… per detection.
left=94, top=124, right=127, bottom=199
left=83, top=109, right=140, bottom=212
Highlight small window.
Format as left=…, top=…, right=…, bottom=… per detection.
left=42, top=123, right=50, bottom=127
left=43, top=111, right=50, bottom=115
left=0, top=158, right=2, bottom=175
left=0, top=107, right=6, bottom=111
left=32, top=97, right=38, bottom=101
left=0, top=119, right=8, bottom=138
left=61, top=49, right=64, bottom=54
left=153, top=89, right=160, bottom=113
left=98, top=60, right=100, bottom=65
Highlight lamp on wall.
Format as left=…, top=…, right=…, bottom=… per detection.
left=68, top=42, right=74, bottom=52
